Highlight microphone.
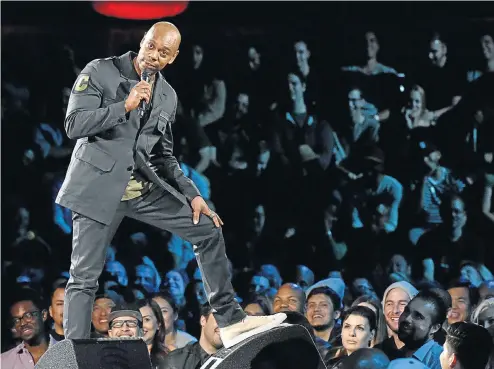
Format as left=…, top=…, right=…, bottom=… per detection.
left=138, top=69, right=151, bottom=118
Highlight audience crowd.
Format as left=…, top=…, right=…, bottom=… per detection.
left=2, top=20, right=494, bottom=369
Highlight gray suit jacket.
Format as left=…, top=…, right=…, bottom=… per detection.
left=56, top=51, right=200, bottom=225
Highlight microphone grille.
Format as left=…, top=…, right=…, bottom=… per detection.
left=141, top=69, right=150, bottom=81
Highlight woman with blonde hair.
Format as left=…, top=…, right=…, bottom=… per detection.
left=402, top=85, right=435, bottom=130
left=471, top=297, right=494, bottom=369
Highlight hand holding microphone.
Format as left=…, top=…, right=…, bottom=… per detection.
left=124, top=70, right=152, bottom=114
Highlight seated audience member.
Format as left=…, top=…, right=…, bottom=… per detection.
left=378, top=281, right=419, bottom=360
left=91, top=294, right=116, bottom=338
left=243, top=295, right=273, bottom=316
left=471, top=297, right=494, bottom=340
left=152, top=292, right=197, bottom=351
left=1, top=288, right=51, bottom=367
left=48, top=281, right=66, bottom=344
left=387, top=254, right=413, bottom=284
left=306, top=286, right=342, bottom=344
left=388, top=358, right=432, bottom=369
left=108, top=303, right=143, bottom=339
left=398, top=290, right=448, bottom=369
left=439, top=322, right=492, bottom=369
left=163, top=269, right=187, bottom=310
left=327, top=305, right=377, bottom=366
left=296, top=265, right=315, bottom=292
left=446, top=280, right=478, bottom=325
left=478, top=281, right=494, bottom=303
left=352, top=295, right=388, bottom=347
left=159, top=304, right=223, bottom=369
left=136, top=298, right=168, bottom=368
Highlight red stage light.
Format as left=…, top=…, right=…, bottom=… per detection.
left=92, top=1, right=188, bottom=20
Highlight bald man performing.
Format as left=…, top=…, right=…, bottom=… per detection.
left=56, top=22, right=286, bottom=347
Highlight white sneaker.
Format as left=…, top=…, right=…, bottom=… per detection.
left=219, top=313, right=287, bottom=348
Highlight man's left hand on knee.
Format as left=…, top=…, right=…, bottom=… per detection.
left=191, top=196, right=223, bottom=228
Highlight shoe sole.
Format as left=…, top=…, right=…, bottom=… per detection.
left=222, top=315, right=287, bottom=349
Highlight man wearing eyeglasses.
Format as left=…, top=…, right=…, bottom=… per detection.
left=107, top=303, right=143, bottom=339
left=1, top=288, right=50, bottom=368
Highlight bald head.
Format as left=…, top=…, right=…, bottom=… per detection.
left=339, top=348, right=390, bottom=369
left=273, top=283, right=305, bottom=314
left=135, top=22, right=181, bottom=75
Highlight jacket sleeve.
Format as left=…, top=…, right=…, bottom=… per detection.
left=156, top=99, right=201, bottom=202
left=64, top=62, right=128, bottom=140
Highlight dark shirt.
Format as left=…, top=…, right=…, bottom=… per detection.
left=159, top=341, right=210, bottom=369
left=375, top=336, right=404, bottom=360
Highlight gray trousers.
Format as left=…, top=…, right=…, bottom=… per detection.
left=64, top=185, right=246, bottom=339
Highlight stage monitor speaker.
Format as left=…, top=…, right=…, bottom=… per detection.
left=200, top=323, right=327, bottom=369
left=34, top=338, right=152, bottom=369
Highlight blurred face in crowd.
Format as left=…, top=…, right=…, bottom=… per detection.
left=165, top=270, right=185, bottom=299
left=481, top=34, right=494, bottom=61
left=201, top=313, right=223, bottom=350
left=353, top=278, right=377, bottom=300
left=288, top=73, right=306, bottom=103
left=348, top=89, right=364, bottom=112
left=192, top=44, right=203, bottom=69
left=153, top=296, right=177, bottom=335
left=10, top=300, right=47, bottom=342
left=250, top=275, right=270, bottom=295
left=235, top=93, right=249, bottom=118
left=479, top=282, right=494, bottom=303
left=429, top=39, right=447, bottom=67
left=135, top=265, right=156, bottom=293
left=260, top=264, right=282, bottom=289
left=273, top=284, right=304, bottom=313
left=439, top=341, right=456, bottom=369
left=307, top=293, right=338, bottom=331
left=342, top=313, right=375, bottom=355
left=365, top=32, right=380, bottom=59
left=140, top=305, right=159, bottom=345
left=106, top=261, right=128, bottom=287
left=389, top=255, right=410, bottom=278
left=245, top=302, right=265, bottom=316
left=248, top=46, right=261, bottom=70
left=398, top=297, right=439, bottom=348
left=447, top=287, right=471, bottom=325
left=92, top=298, right=115, bottom=335
left=461, top=265, right=483, bottom=287
left=384, top=288, right=411, bottom=333
left=409, top=90, right=424, bottom=114
left=108, top=317, right=140, bottom=338
left=49, top=287, right=65, bottom=331
left=194, top=281, right=208, bottom=305
left=294, top=41, right=310, bottom=67
left=424, top=150, right=442, bottom=173
left=296, top=265, right=314, bottom=292
left=253, top=205, right=265, bottom=235
left=136, top=23, right=180, bottom=75
left=477, top=304, right=494, bottom=340
left=448, top=197, right=467, bottom=230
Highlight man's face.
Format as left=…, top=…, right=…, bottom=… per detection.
left=306, top=294, right=336, bottom=330
left=439, top=342, right=455, bottom=369
left=398, top=297, right=438, bottom=347
left=253, top=205, right=266, bottom=235
left=348, top=89, right=364, bottom=112
left=288, top=73, right=306, bottom=102
left=389, top=255, right=409, bottom=277
left=165, top=270, right=185, bottom=298
left=10, top=301, right=46, bottom=342
left=429, top=40, right=447, bottom=67
left=135, top=265, right=155, bottom=293
left=49, top=288, right=65, bottom=329
left=384, top=288, right=411, bottom=333
left=294, top=41, right=310, bottom=66
left=479, top=283, right=494, bottom=303
left=447, top=287, right=471, bottom=324
left=235, top=93, right=249, bottom=118
left=365, top=32, right=380, bottom=59
left=481, top=35, right=494, bottom=61
left=353, top=278, right=377, bottom=299
left=250, top=275, right=270, bottom=295
left=136, top=27, right=180, bottom=74
left=192, top=45, right=203, bottom=69
left=106, top=261, right=128, bottom=287
left=108, top=316, right=140, bottom=338
left=201, top=313, right=223, bottom=350
left=92, top=298, right=115, bottom=334
left=273, top=286, right=304, bottom=313
left=449, top=198, right=467, bottom=230
left=296, top=266, right=314, bottom=291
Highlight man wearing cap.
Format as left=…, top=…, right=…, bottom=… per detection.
left=107, top=303, right=143, bottom=339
